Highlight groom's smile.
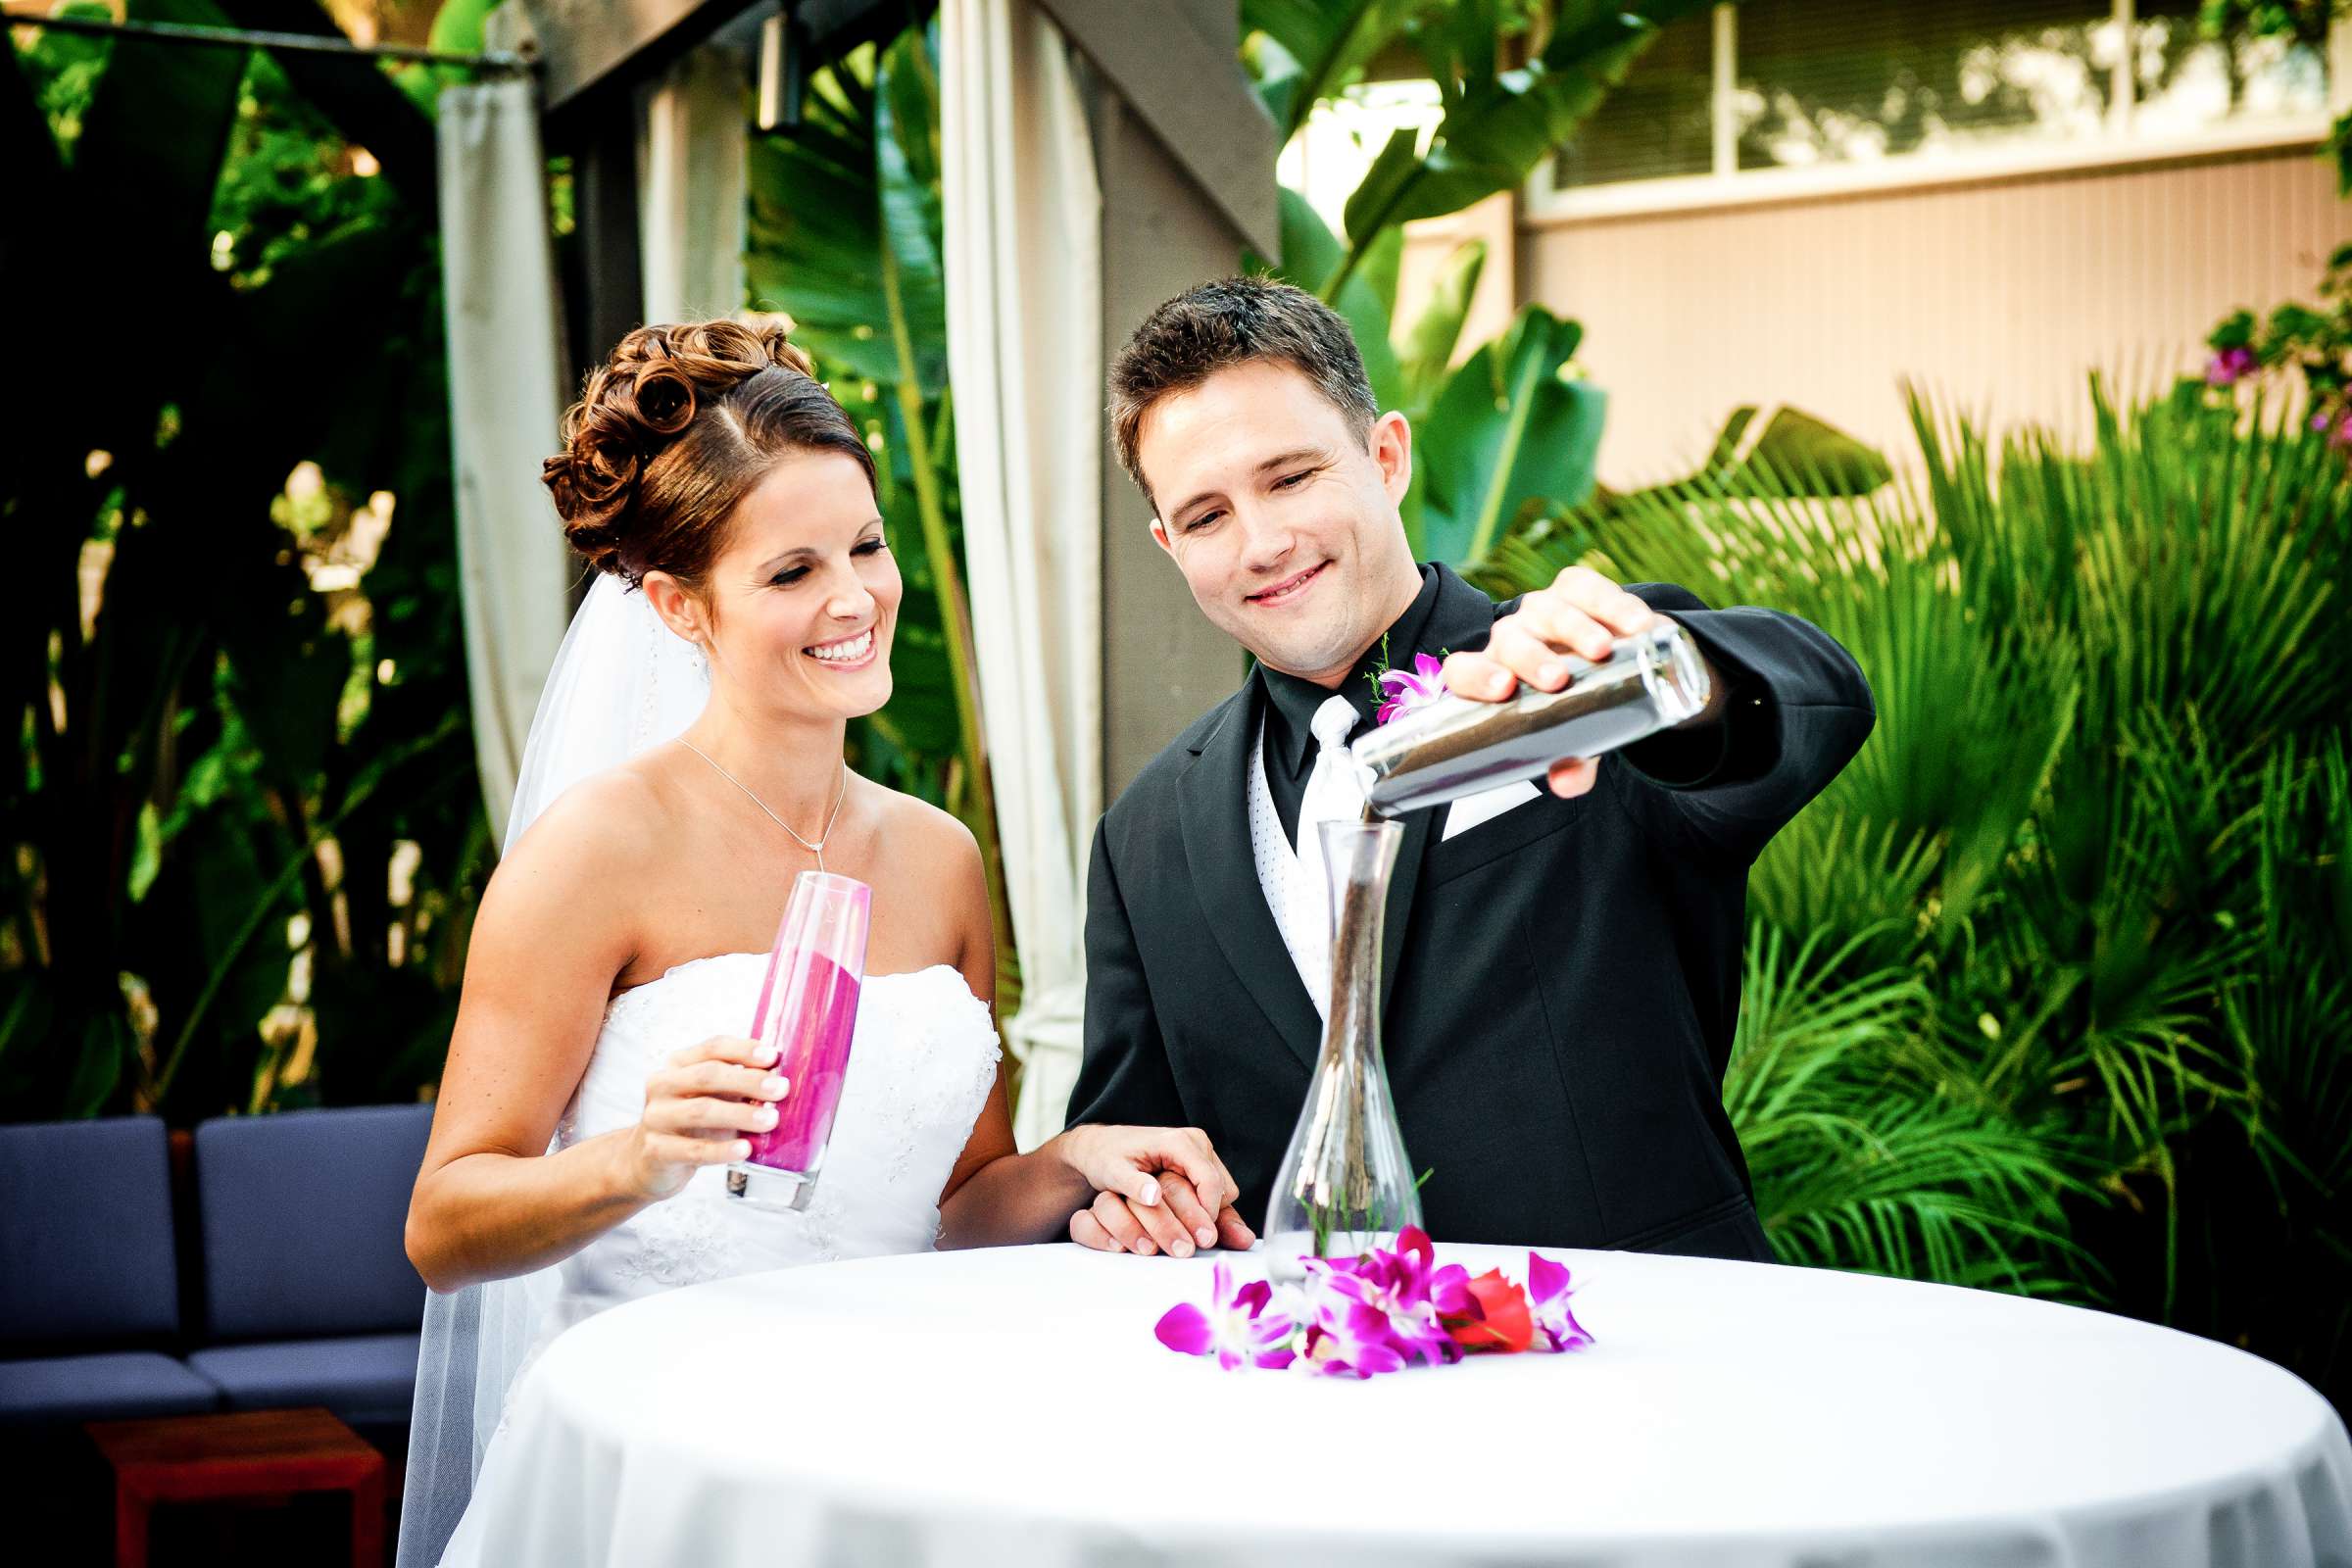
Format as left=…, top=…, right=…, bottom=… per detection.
left=1246, top=561, right=1329, bottom=611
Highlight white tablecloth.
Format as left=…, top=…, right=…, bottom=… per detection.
left=458, top=1242, right=2352, bottom=1567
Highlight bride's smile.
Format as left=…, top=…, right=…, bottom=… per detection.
left=805, top=627, right=876, bottom=667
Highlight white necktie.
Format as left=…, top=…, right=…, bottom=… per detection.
left=1292, top=695, right=1368, bottom=1015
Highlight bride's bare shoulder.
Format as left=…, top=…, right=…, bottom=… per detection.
left=871, top=782, right=980, bottom=863
left=490, top=756, right=688, bottom=900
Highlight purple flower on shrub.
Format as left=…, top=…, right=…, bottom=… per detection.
left=2205, top=346, right=2258, bottom=387
left=1154, top=1262, right=1297, bottom=1370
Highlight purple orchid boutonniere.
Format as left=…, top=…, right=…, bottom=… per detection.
left=1373, top=651, right=1447, bottom=726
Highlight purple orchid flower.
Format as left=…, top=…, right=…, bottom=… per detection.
left=1375, top=652, right=1447, bottom=725
left=1296, top=1305, right=1410, bottom=1378
left=1154, top=1262, right=1298, bottom=1370
left=2205, top=346, right=2258, bottom=387
left=1301, top=1227, right=1461, bottom=1372
left=1526, top=1251, right=1593, bottom=1352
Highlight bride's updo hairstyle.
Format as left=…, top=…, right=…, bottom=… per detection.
left=543, top=319, right=877, bottom=589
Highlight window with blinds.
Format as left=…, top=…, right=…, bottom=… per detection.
left=1735, top=0, right=2118, bottom=170
left=1544, top=0, right=2333, bottom=194
left=1550, top=7, right=1716, bottom=188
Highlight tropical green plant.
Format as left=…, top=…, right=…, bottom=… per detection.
left=1243, top=0, right=1717, bottom=571
left=1481, top=380, right=2352, bottom=1409
left=3, top=1, right=484, bottom=1120
left=744, top=26, right=1019, bottom=1014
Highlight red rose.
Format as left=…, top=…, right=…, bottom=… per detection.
left=1444, top=1268, right=1534, bottom=1353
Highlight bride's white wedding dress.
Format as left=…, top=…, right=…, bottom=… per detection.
left=436, top=952, right=1001, bottom=1566
left=395, top=575, right=1007, bottom=1568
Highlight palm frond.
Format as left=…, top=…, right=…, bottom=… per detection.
left=1728, top=925, right=2098, bottom=1296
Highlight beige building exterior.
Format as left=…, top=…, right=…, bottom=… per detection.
left=1515, top=137, right=2349, bottom=487
left=1369, top=5, right=2352, bottom=490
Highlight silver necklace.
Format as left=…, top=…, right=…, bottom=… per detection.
left=679, top=740, right=850, bottom=873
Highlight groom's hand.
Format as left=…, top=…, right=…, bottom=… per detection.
left=1441, top=564, right=1664, bottom=801
left=1054, top=1123, right=1251, bottom=1257
left=1070, top=1173, right=1255, bottom=1257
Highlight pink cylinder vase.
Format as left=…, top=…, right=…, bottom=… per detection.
left=725, top=870, right=870, bottom=1210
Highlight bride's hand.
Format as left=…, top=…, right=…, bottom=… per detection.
left=1056, top=1125, right=1252, bottom=1258
left=623, top=1035, right=789, bottom=1200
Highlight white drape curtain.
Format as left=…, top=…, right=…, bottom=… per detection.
left=637, top=45, right=749, bottom=324
left=436, top=78, right=574, bottom=848
left=941, top=0, right=1104, bottom=1150
left=404, top=78, right=574, bottom=1568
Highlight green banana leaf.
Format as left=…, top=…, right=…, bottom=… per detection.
left=1244, top=0, right=1431, bottom=143
left=1338, top=2, right=1713, bottom=258
left=1416, top=305, right=1604, bottom=567
left=1396, top=237, right=1486, bottom=419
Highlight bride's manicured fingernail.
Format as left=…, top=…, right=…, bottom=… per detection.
left=731, top=1140, right=752, bottom=1159
left=1196, top=1226, right=1216, bottom=1248
left=761, top=1075, right=787, bottom=1099
left=1171, top=1239, right=1193, bottom=1257
left=1139, top=1179, right=1160, bottom=1206
left=753, top=1045, right=778, bottom=1066
left=755, top=1104, right=778, bottom=1128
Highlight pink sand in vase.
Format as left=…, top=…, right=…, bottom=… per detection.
left=742, top=953, right=860, bottom=1173
left=727, top=870, right=870, bottom=1209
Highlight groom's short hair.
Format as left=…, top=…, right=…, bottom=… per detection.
left=1109, top=276, right=1379, bottom=509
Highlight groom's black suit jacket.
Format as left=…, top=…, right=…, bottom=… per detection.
left=1067, top=564, right=1875, bottom=1259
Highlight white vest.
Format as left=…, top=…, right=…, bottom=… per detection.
left=1246, top=715, right=1336, bottom=1020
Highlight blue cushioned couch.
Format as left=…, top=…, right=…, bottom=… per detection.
left=0, top=1118, right=219, bottom=1424
left=0, top=1103, right=434, bottom=1432
left=187, top=1103, right=434, bottom=1427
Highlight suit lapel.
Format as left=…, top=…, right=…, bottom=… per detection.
left=1178, top=685, right=1324, bottom=1073
left=1379, top=565, right=1511, bottom=1016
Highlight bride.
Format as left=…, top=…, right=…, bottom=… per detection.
left=395, top=320, right=1243, bottom=1566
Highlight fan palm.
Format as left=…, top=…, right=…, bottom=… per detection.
left=1483, top=380, right=2352, bottom=1410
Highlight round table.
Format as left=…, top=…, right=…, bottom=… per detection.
left=456, top=1243, right=2352, bottom=1567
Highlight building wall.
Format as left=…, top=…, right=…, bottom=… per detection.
left=1506, top=144, right=2350, bottom=488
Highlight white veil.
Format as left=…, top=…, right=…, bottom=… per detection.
left=395, top=574, right=710, bottom=1568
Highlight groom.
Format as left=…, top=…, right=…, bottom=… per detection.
left=1062, top=276, right=1875, bottom=1261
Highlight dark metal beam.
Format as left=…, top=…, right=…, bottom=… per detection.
left=521, top=0, right=763, bottom=118
left=558, top=114, right=647, bottom=394
left=0, top=10, right=527, bottom=68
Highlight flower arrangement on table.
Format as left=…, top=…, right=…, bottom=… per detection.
left=1153, top=1227, right=1591, bottom=1380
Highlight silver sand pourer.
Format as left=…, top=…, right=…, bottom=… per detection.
left=1348, top=619, right=1714, bottom=817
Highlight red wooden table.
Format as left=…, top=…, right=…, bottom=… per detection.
left=83, top=1406, right=386, bottom=1568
